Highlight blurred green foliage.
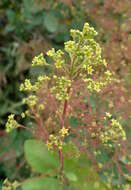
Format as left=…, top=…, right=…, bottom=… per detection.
left=0, top=0, right=131, bottom=190
left=22, top=140, right=108, bottom=190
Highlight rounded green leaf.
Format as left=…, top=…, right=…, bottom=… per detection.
left=22, top=177, right=62, bottom=190
left=44, top=12, right=59, bottom=33
left=24, top=139, right=59, bottom=173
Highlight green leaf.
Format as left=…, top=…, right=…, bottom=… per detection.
left=63, top=144, right=108, bottom=190
left=63, top=143, right=79, bottom=172
left=23, top=0, right=42, bottom=14
left=44, top=12, right=59, bottom=33
left=22, top=177, right=62, bottom=190
left=24, top=139, right=59, bottom=173
left=79, top=154, right=108, bottom=189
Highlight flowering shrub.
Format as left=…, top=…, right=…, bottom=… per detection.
left=4, top=23, right=128, bottom=190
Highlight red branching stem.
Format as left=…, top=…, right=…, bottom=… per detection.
left=59, top=149, right=63, bottom=176
left=61, top=100, right=68, bottom=128
left=32, top=110, right=48, bottom=141
left=59, top=87, right=70, bottom=176
left=61, top=87, right=70, bottom=128
left=35, top=116, right=48, bottom=141
left=32, top=109, right=48, bottom=141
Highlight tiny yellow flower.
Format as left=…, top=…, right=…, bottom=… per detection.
left=59, top=127, right=69, bottom=137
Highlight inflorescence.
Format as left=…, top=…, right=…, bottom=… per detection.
left=5, top=23, right=126, bottom=149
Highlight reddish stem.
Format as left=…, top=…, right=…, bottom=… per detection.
left=61, top=100, right=68, bottom=128
left=32, top=109, right=48, bottom=141
left=61, top=87, right=70, bottom=128
left=59, top=87, right=70, bottom=176
left=59, top=149, right=63, bottom=176
left=35, top=116, right=48, bottom=141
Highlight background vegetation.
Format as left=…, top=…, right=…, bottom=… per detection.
left=0, top=0, right=130, bottom=189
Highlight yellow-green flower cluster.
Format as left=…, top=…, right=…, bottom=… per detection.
left=70, top=23, right=97, bottom=41
left=82, top=23, right=98, bottom=38
left=104, top=70, right=112, bottom=83
left=64, top=40, right=77, bottom=55
left=83, top=65, right=94, bottom=75
left=47, top=48, right=65, bottom=69
left=34, top=75, right=50, bottom=91
left=70, top=29, right=83, bottom=40
left=104, top=112, right=112, bottom=119
left=21, top=112, right=26, bottom=118
left=47, top=127, right=69, bottom=150
left=82, top=39, right=105, bottom=68
left=83, top=78, right=105, bottom=93
left=99, top=117, right=126, bottom=147
left=32, top=53, right=46, bottom=66
left=2, top=179, right=19, bottom=190
left=20, top=79, right=32, bottom=92
left=51, top=76, right=71, bottom=101
left=59, top=127, right=69, bottom=137
left=22, top=95, right=38, bottom=109
left=68, top=25, right=103, bottom=68
left=20, top=75, right=50, bottom=92
left=5, top=114, right=19, bottom=133
left=47, top=134, right=63, bottom=150
left=38, top=104, right=45, bottom=111
left=63, top=23, right=110, bottom=84
left=83, top=69, right=112, bottom=93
